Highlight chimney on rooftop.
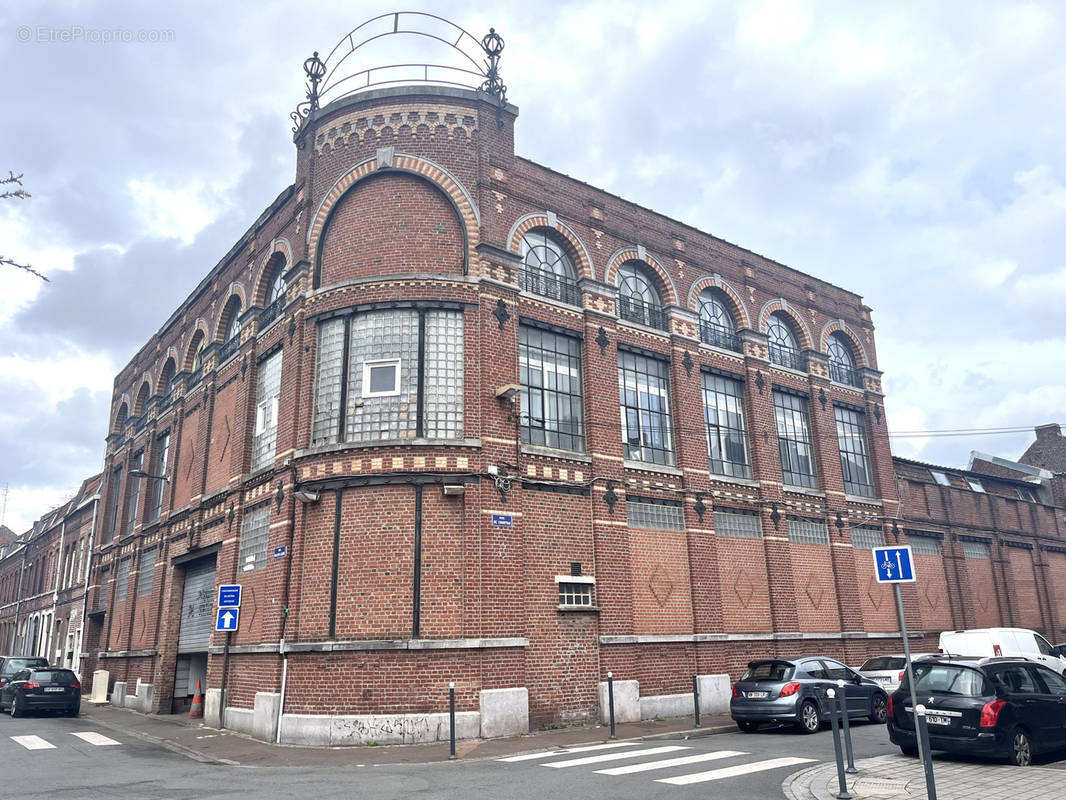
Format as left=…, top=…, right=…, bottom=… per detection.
left=1035, top=423, right=1062, bottom=441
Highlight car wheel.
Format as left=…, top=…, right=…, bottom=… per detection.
left=797, top=700, right=820, bottom=734
left=1009, top=728, right=1032, bottom=767
left=737, top=720, right=759, bottom=733
left=10, top=695, right=23, bottom=718
left=869, top=694, right=888, bottom=724
left=66, top=704, right=80, bottom=718
left=900, top=745, right=918, bottom=757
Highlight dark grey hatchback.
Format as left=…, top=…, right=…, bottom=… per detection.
left=730, top=656, right=888, bottom=733
left=0, top=668, right=81, bottom=717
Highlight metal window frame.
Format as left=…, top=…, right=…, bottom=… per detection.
left=617, top=349, right=674, bottom=466
left=519, top=324, right=585, bottom=452
left=773, top=390, right=817, bottom=488
left=702, top=371, right=752, bottom=479
left=834, top=405, right=875, bottom=497
left=136, top=547, right=157, bottom=598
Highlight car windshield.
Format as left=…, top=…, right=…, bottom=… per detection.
left=860, top=657, right=905, bottom=671
left=2, top=658, right=47, bottom=677
left=902, top=664, right=988, bottom=697
left=32, top=670, right=76, bottom=684
left=742, top=662, right=794, bottom=682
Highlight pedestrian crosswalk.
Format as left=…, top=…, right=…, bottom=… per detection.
left=496, top=743, right=816, bottom=787
left=9, top=731, right=121, bottom=750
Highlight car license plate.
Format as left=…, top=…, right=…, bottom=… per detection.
left=44, top=687, right=64, bottom=693
left=745, top=691, right=768, bottom=699
left=926, top=715, right=951, bottom=726
left=876, top=677, right=892, bottom=684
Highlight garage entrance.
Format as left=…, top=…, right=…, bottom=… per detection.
left=172, top=557, right=215, bottom=714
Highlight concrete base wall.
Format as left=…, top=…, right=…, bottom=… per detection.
left=479, top=687, right=529, bottom=738
left=598, top=679, right=640, bottom=724
left=640, top=692, right=692, bottom=720
left=204, top=688, right=225, bottom=728
left=279, top=711, right=480, bottom=746
left=225, top=706, right=254, bottom=736
left=252, top=692, right=281, bottom=742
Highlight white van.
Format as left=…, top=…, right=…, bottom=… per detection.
left=938, top=627, right=1066, bottom=675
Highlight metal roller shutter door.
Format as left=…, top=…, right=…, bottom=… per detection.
left=177, top=559, right=216, bottom=653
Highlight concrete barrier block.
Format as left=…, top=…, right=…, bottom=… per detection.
left=280, top=711, right=480, bottom=746
left=89, top=670, right=109, bottom=704
left=252, top=692, right=281, bottom=742
left=697, top=673, right=732, bottom=715
left=479, top=687, right=529, bottom=738
left=640, top=692, right=692, bottom=720
left=135, top=682, right=154, bottom=714
left=110, top=681, right=126, bottom=708
left=224, top=706, right=254, bottom=736
left=598, top=679, right=640, bottom=724
left=204, top=689, right=225, bottom=728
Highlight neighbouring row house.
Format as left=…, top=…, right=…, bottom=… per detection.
left=0, top=474, right=101, bottom=674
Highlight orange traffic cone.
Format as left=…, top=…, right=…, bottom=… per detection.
left=189, top=679, right=204, bottom=719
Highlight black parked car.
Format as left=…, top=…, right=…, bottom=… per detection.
left=888, top=655, right=1066, bottom=766
left=730, top=656, right=888, bottom=734
left=0, top=667, right=81, bottom=717
left=0, top=656, right=49, bottom=690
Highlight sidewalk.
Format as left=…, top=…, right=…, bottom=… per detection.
left=81, top=704, right=737, bottom=767
left=784, top=753, right=1066, bottom=800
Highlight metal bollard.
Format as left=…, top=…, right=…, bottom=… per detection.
left=836, top=680, right=857, bottom=774
left=693, top=675, right=701, bottom=727
left=914, top=705, right=938, bottom=800
left=607, top=671, right=616, bottom=739
left=448, top=681, right=456, bottom=760
left=826, top=688, right=852, bottom=800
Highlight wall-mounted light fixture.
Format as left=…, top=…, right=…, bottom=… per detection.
left=129, top=468, right=170, bottom=483
left=442, top=484, right=465, bottom=497
left=495, top=384, right=520, bottom=401
left=293, top=488, right=320, bottom=504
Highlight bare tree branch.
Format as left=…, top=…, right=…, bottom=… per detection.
left=2, top=170, right=45, bottom=281
left=0, top=256, right=49, bottom=282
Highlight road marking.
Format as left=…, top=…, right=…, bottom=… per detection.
left=71, top=731, right=121, bottom=746
left=497, top=742, right=641, bottom=762
left=10, top=735, right=56, bottom=750
left=656, top=756, right=816, bottom=785
left=595, top=750, right=749, bottom=775
left=543, top=745, right=689, bottom=768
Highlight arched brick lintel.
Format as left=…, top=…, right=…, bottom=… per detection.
left=604, top=249, right=679, bottom=306
left=758, top=298, right=814, bottom=351
left=820, top=320, right=869, bottom=367
left=506, top=213, right=595, bottom=281
left=687, top=274, right=752, bottom=329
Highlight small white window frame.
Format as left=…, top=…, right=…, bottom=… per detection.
left=362, top=358, right=401, bottom=398
left=554, top=574, right=596, bottom=610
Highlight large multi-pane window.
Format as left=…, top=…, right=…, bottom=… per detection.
left=519, top=229, right=580, bottom=306
left=701, top=372, right=751, bottom=479
left=773, top=390, right=817, bottom=488
left=125, top=451, right=143, bottom=538
left=618, top=350, right=673, bottom=465
left=311, top=308, right=464, bottom=446
left=239, top=504, right=271, bottom=572
left=115, top=557, right=132, bottom=603
left=137, top=547, right=157, bottom=598
left=251, top=350, right=282, bottom=471
left=520, top=324, right=584, bottom=451
left=148, top=431, right=169, bottom=523
left=767, top=312, right=803, bottom=370
left=835, top=405, right=874, bottom=497
left=106, top=465, right=122, bottom=541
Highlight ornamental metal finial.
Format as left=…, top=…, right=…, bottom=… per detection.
left=304, top=51, right=327, bottom=112
left=480, top=27, right=507, bottom=128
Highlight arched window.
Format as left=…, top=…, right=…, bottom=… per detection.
left=519, top=229, right=579, bottom=305
left=697, top=288, right=740, bottom=352
left=617, top=261, right=665, bottom=330
left=114, top=403, right=129, bottom=434
left=134, top=382, right=151, bottom=416
left=767, top=312, right=803, bottom=370
left=269, top=271, right=286, bottom=304
left=260, top=254, right=288, bottom=327
left=160, top=358, right=176, bottom=396
left=827, top=333, right=860, bottom=386
left=185, top=330, right=206, bottom=376
left=219, top=296, right=242, bottom=362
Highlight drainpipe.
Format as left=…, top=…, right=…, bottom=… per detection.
left=51, top=517, right=67, bottom=665
left=75, top=494, right=100, bottom=679
left=11, top=542, right=29, bottom=654
left=275, top=460, right=299, bottom=743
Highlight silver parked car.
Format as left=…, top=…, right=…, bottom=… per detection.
left=730, top=656, right=889, bottom=734
left=856, top=653, right=933, bottom=693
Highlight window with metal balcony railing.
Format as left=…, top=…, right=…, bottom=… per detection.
left=186, top=366, right=203, bottom=389
left=617, top=296, right=666, bottom=331
left=699, top=322, right=741, bottom=353
left=829, top=361, right=861, bottom=387
left=158, top=391, right=173, bottom=411
left=769, top=343, right=804, bottom=371
left=518, top=267, right=581, bottom=306
left=218, top=335, right=240, bottom=364
left=259, top=294, right=285, bottom=328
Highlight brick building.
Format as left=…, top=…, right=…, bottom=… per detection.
left=82, top=24, right=1066, bottom=742
left=0, top=474, right=100, bottom=674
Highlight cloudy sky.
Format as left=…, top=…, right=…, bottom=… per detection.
left=2, top=1, right=1064, bottom=532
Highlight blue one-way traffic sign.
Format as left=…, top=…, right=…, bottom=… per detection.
left=216, top=607, right=240, bottom=631
left=217, top=584, right=242, bottom=608
left=873, top=545, right=916, bottom=583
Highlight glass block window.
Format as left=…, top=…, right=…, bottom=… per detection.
left=239, top=505, right=271, bottom=572
left=348, top=310, right=419, bottom=442
left=962, top=539, right=991, bottom=559
left=773, top=391, right=817, bottom=488
left=148, top=432, right=169, bottom=523
left=908, top=535, right=942, bottom=556
left=137, top=547, right=156, bottom=598
left=557, top=581, right=594, bottom=607
left=626, top=497, right=685, bottom=530
left=311, top=318, right=346, bottom=445
left=850, top=526, right=886, bottom=549
left=788, top=517, right=829, bottom=545
left=423, top=311, right=464, bottom=439
left=251, top=350, right=282, bottom=471
left=702, top=372, right=751, bottom=478
left=835, top=406, right=874, bottom=497
left=520, top=325, right=584, bottom=451
left=125, top=451, right=143, bottom=538
left=713, top=509, right=763, bottom=539
left=115, top=557, right=133, bottom=603
left=106, top=465, right=122, bottom=541
left=618, top=350, right=673, bottom=465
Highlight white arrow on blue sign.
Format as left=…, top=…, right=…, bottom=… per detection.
left=872, top=545, right=916, bottom=584
left=216, top=607, right=240, bottom=632
left=217, top=584, right=242, bottom=608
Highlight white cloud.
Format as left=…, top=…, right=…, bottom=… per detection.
left=126, top=177, right=222, bottom=245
